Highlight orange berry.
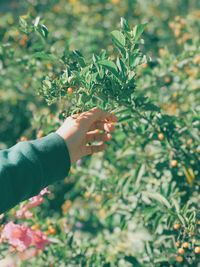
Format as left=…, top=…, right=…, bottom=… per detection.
left=178, top=248, right=185, bottom=254
left=194, top=247, right=200, bottom=254
left=67, top=87, right=73, bottom=94
left=46, top=63, right=53, bottom=70
left=48, top=226, right=56, bottom=235
left=159, top=48, right=168, bottom=57
left=182, top=242, right=189, bottom=248
left=173, top=223, right=181, bottom=230
left=164, top=76, right=172, bottom=84
left=85, top=192, right=91, bottom=199
left=62, top=200, right=72, bottom=214
left=142, top=63, right=148, bottom=68
left=94, top=195, right=102, bottom=203
left=31, top=224, right=40, bottom=230
left=171, top=160, right=178, bottom=167
left=19, top=34, right=28, bottom=46
left=174, top=29, right=181, bottom=37
left=158, top=133, right=165, bottom=141
left=175, top=241, right=181, bottom=247
left=176, top=255, right=183, bottom=263
left=186, top=139, right=193, bottom=146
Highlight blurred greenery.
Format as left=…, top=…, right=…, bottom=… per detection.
left=0, top=0, right=200, bottom=266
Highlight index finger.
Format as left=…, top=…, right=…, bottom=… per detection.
left=81, top=107, right=118, bottom=124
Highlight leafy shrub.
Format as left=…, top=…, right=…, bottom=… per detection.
left=0, top=1, right=199, bottom=266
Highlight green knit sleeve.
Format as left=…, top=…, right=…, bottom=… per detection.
left=0, top=132, right=71, bottom=214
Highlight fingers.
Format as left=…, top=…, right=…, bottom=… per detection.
left=89, top=121, right=115, bottom=132
left=83, top=143, right=106, bottom=156
left=86, top=129, right=112, bottom=143
left=80, top=107, right=118, bottom=125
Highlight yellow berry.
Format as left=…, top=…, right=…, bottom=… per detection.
left=186, top=139, right=193, bottom=146
left=85, top=191, right=91, bottom=199
left=194, top=247, right=200, bottom=254
left=31, top=224, right=40, bottom=230
left=158, top=133, right=165, bottom=141
left=94, top=195, right=102, bottom=203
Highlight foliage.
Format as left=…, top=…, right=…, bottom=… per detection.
left=0, top=1, right=200, bottom=266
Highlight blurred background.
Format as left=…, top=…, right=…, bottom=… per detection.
left=0, top=1, right=200, bottom=266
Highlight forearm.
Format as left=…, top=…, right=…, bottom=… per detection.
left=0, top=133, right=71, bottom=214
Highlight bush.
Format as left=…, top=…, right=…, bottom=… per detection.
left=0, top=1, right=199, bottom=266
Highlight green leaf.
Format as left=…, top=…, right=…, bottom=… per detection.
left=19, top=16, right=28, bottom=33
left=135, top=164, right=145, bottom=190
left=143, top=103, right=160, bottom=112
left=124, top=256, right=141, bottom=266
left=72, top=50, right=86, bottom=67
left=120, top=17, right=130, bottom=31
left=111, top=30, right=126, bottom=48
left=129, top=53, right=140, bottom=68
left=40, top=24, right=49, bottom=38
left=116, top=57, right=126, bottom=77
left=98, top=60, right=118, bottom=77
left=143, top=192, right=171, bottom=209
left=133, top=23, right=148, bottom=42
left=110, top=29, right=126, bottom=58
left=19, top=16, right=27, bottom=29
left=32, top=52, right=58, bottom=62
left=177, top=213, right=186, bottom=226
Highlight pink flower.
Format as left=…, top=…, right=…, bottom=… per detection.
left=15, top=187, right=50, bottom=219
left=30, top=229, right=49, bottom=250
left=1, top=222, right=49, bottom=252
left=28, top=195, right=44, bottom=208
left=1, top=222, right=32, bottom=252
left=16, top=206, right=33, bottom=219
left=26, top=187, right=50, bottom=209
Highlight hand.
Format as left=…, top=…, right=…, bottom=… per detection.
left=56, top=107, right=118, bottom=164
